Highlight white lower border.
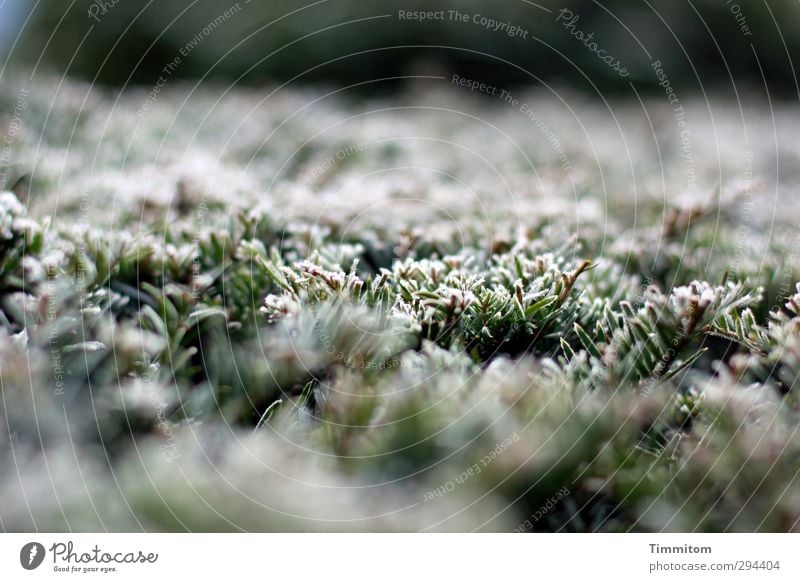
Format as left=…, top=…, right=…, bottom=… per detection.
left=1, top=534, right=797, bottom=580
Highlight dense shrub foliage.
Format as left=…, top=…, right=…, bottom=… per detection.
left=1, top=77, right=800, bottom=531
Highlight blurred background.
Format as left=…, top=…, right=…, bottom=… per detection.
left=1, top=0, right=798, bottom=96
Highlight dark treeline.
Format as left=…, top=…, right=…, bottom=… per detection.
left=8, top=0, right=800, bottom=96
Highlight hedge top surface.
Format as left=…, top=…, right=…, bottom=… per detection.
left=1, top=77, right=800, bottom=532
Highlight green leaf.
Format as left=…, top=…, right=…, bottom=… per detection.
left=662, top=348, right=708, bottom=382
left=187, top=307, right=228, bottom=327
left=525, top=295, right=557, bottom=318
left=574, top=323, right=602, bottom=360
left=256, top=256, right=291, bottom=292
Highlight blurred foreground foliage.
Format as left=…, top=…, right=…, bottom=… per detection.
left=2, top=180, right=800, bottom=531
